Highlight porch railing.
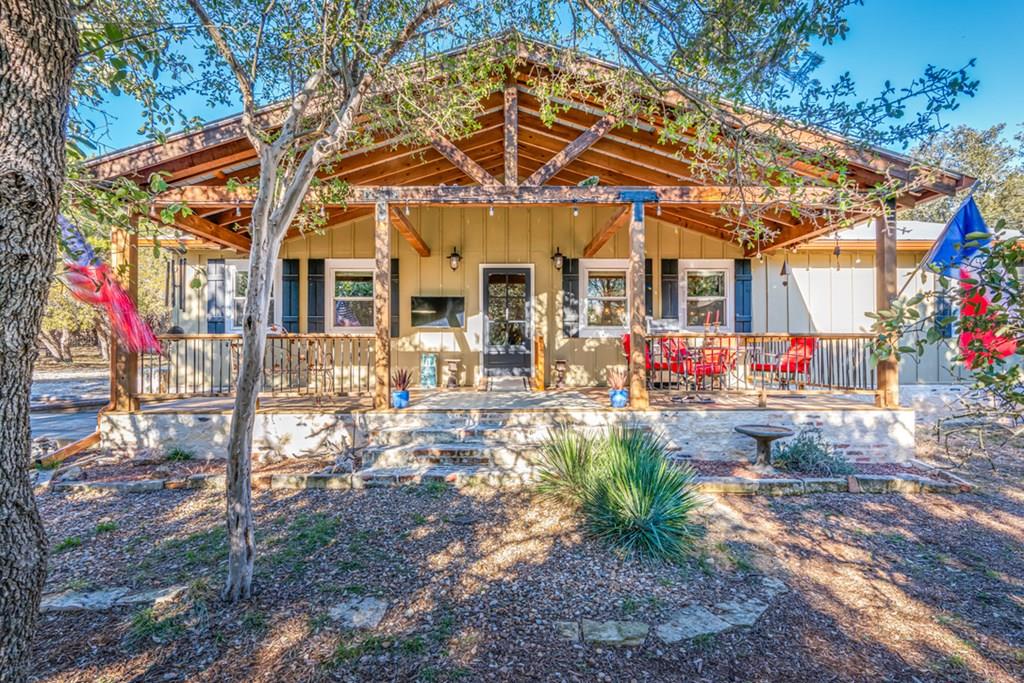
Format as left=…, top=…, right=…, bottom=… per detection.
left=136, top=333, right=375, bottom=399
left=644, top=333, right=877, bottom=393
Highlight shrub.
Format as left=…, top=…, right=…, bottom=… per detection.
left=165, top=447, right=194, bottom=462
left=772, top=428, right=854, bottom=476
left=536, top=425, right=597, bottom=505
left=581, top=428, right=702, bottom=561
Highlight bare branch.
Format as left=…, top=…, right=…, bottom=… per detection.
left=185, top=0, right=263, bottom=149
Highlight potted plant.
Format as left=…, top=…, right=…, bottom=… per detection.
left=391, top=369, right=411, bottom=409
left=607, top=369, right=629, bottom=408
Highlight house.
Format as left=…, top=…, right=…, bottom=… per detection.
left=86, top=45, right=972, bottom=467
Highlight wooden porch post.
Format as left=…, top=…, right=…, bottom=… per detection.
left=373, top=200, right=392, bottom=409
left=628, top=201, right=649, bottom=408
left=875, top=199, right=899, bottom=408
left=110, top=227, right=139, bottom=411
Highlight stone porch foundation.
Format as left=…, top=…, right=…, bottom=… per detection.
left=100, top=402, right=915, bottom=464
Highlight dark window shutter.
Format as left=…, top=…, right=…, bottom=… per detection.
left=644, top=258, right=653, bottom=316
left=562, top=258, right=580, bottom=338
left=206, top=258, right=226, bottom=333
left=734, top=258, right=752, bottom=333
left=390, top=257, right=400, bottom=338
left=661, top=259, right=679, bottom=319
left=307, top=259, right=325, bottom=332
left=281, top=259, right=300, bottom=332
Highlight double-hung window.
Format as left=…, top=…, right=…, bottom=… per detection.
left=326, top=259, right=374, bottom=333
left=580, top=259, right=629, bottom=337
left=679, top=259, right=733, bottom=331
left=224, top=259, right=281, bottom=331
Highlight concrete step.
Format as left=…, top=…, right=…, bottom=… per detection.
left=357, top=464, right=537, bottom=488
left=359, top=442, right=539, bottom=470
left=367, top=424, right=514, bottom=446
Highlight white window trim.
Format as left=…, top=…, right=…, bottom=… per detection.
left=580, top=258, right=631, bottom=339
left=325, top=258, right=375, bottom=335
left=225, top=259, right=283, bottom=332
left=678, top=259, right=734, bottom=332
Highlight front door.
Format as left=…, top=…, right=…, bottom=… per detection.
left=483, top=267, right=532, bottom=377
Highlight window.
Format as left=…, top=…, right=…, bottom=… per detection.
left=679, top=260, right=734, bottom=331
left=224, top=259, right=281, bottom=331
left=326, top=259, right=374, bottom=333
left=580, top=259, right=629, bottom=337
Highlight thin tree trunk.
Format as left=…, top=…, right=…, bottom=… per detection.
left=58, top=328, right=72, bottom=363
left=222, top=246, right=277, bottom=601
left=0, top=0, right=77, bottom=680
left=38, top=329, right=66, bottom=363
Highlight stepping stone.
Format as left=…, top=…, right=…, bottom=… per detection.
left=41, top=588, right=129, bottom=612
left=328, top=596, right=388, bottom=629
left=655, top=605, right=732, bottom=643
left=714, top=598, right=768, bottom=626
left=580, top=619, right=648, bottom=646
left=760, top=576, right=788, bottom=598
left=554, top=620, right=580, bottom=642
left=39, top=585, right=185, bottom=612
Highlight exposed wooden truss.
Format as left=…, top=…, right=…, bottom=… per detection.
left=154, top=184, right=835, bottom=208
left=389, top=206, right=431, bottom=256
left=429, top=135, right=501, bottom=186
left=583, top=206, right=630, bottom=256
left=89, top=51, right=972, bottom=254
left=523, top=114, right=616, bottom=186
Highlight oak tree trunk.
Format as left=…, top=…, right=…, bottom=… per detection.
left=0, top=0, right=77, bottom=680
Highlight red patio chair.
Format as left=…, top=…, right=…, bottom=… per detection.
left=749, top=336, right=816, bottom=389
left=621, top=334, right=690, bottom=388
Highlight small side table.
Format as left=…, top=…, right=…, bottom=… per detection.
left=734, top=424, right=794, bottom=467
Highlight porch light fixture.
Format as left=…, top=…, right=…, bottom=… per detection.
left=572, top=201, right=579, bottom=218
left=833, top=238, right=842, bottom=271
left=551, top=247, right=565, bottom=271
left=656, top=201, right=662, bottom=217
left=448, top=247, right=462, bottom=271
left=488, top=202, right=494, bottom=217
left=404, top=203, right=410, bottom=215
left=234, top=202, right=241, bottom=217
left=780, top=260, right=789, bottom=287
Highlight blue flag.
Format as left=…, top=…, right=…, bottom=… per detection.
left=927, top=196, right=990, bottom=275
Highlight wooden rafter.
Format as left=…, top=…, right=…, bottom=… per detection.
left=155, top=184, right=835, bottom=208
left=523, top=114, right=616, bottom=186
left=583, top=206, right=630, bottom=257
left=154, top=210, right=251, bottom=252
left=429, top=135, right=500, bottom=186
left=504, top=79, right=518, bottom=186
left=389, top=207, right=431, bottom=256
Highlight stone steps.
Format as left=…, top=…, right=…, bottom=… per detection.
left=359, top=441, right=540, bottom=470
left=357, top=464, right=537, bottom=488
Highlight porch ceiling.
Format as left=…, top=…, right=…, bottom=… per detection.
left=88, top=49, right=973, bottom=255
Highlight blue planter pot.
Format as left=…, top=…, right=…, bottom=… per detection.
left=609, top=388, right=629, bottom=408
left=391, top=390, right=410, bottom=409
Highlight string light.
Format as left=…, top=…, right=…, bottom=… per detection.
left=404, top=203, right=410, bottom=216
left=656, top=201, right=662, bottom=217
left=488, top=202, right=494, bottom=217
left=234, top=202, right=241, bottom=217
left=572, top=201, right=579, bottom=218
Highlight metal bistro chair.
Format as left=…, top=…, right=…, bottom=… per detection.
left=749, top=336, right=816, bottom=390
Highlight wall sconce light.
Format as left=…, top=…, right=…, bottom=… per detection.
left=833, top=239, right=842, bottom=271
left=780, top=260, right=789, bottom=287
left=448, top=247, right=462, bottom=271
left=551, top=246, right=564, bottom=271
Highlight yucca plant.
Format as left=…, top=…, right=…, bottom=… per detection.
left=581, top=427, right=702, bottom=562
left=536, top=425, right=596, bottom=505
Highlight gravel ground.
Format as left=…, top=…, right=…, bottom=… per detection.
left=27, top=429, right=1024, bottom=683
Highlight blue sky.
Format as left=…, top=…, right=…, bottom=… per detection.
left=91, top=0, right=1024, bottom=153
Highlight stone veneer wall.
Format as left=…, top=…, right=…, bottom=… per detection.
left=102, top=406, right=914, bottom=463
left=100, top=413, right=357, bottom=461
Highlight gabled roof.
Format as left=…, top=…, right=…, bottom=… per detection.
left=88, top=38, right=973, bottom=254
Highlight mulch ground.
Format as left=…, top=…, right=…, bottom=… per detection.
left=687, top=460, right=937, bottom=480
left=28, top=432, right=1024, bottom=683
